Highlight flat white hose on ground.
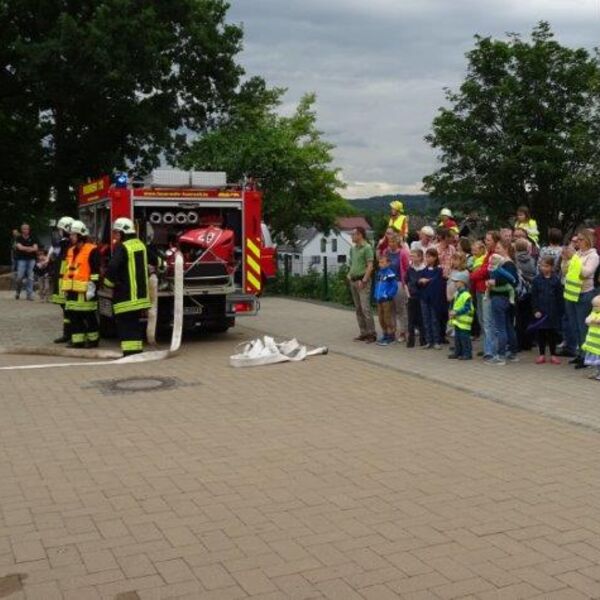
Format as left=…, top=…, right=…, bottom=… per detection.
left=230, top=336, right=328, bottom=368
left=146, top=273, right=158, bottom=346
left=0, top=253, right=184, bottom=371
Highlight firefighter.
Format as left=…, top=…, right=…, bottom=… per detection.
left=50, top=216, right=74, bottom=343
left=104, top=217, right=152, bottom=356
left=62, top=220, right=101, bottom=348
left=388, top=200, right=409, bottom=238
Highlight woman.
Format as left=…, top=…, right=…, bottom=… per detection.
left=486, top=239, right=519, bottom=365
left=562, top=229, right=599, bottom=368
left=539, top=228, right=563, bottom=274
left=384, top=234, right=409, bottom=341
left=514, top=205, right=539, bottom=247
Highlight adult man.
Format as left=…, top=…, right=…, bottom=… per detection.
left=14, top=223, right=38, bottom=300
left=388, top=200, right=408, bottom=238
left=62, top=220, right=100, bottom=348
left=104, top=218, right=152, bottom=356
left=438, top=209, right=459, bottom=236
left=347, top=226, right=376, bottom=342
left=410, top=226, right=435, bottom=252
left=50, top=216, right=74, bottom=343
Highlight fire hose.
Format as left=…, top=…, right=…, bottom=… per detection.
left=0, top=253, right=184, bottom=371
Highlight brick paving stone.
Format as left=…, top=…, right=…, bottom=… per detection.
left=4, top=294, right=600, bottom=599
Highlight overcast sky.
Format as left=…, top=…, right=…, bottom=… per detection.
left=228, top=0, right=600, bottom=198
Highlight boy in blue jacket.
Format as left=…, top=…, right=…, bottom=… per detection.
left=374, top=254, right=399, bottom=346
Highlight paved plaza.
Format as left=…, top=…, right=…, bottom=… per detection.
left=1, top=294, right=600, bottom=599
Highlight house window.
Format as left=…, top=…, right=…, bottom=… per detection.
left=294, top=254, right=300, bottom=260
left=331, top=239, right=338, bottom=252
left=320, top=238, right=327, bottom=253
left=337, top=255, right=347, bottom=264
left=311, top=255, right=322, bottom=265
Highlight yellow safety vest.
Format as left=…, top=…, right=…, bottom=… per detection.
left=582, top=310, right=600, bottom=356
left=563, top=254, right=583, bottom=303
left=515, top=218, right=539, bottom=245
left=389, top=214, right=408, bottom=236
left=451, top=289, right=474, bottom=331
left=471, top=255, right=485, bottom=270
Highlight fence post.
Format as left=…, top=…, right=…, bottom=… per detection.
left=284, top=254, right=290, bottom=295
left=323, top=256, right=329, bottom=301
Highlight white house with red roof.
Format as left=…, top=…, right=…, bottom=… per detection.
left=277, top=217, right=373, bottom=275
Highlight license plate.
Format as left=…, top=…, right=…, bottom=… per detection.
left=184, top=305, right=204, bottom=315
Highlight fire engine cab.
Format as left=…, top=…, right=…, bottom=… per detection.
left=78, top=169, right=276, bottom=335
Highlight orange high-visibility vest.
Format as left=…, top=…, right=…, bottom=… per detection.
left=62, top=243, right=96, bottom=293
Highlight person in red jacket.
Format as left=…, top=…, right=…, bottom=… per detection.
left=470, top=231, right=500, bottom=359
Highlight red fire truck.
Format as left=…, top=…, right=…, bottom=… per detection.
left=78, top=169, right=276, bottom=335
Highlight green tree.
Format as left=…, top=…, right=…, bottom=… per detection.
left=180, top=90, right=350, bottom=241
left=0, top=0, right=246, bottom=220
left=423, top=22, right=600, bottom=237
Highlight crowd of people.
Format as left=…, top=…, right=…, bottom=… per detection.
left=348, top=202, right=600, bottom=381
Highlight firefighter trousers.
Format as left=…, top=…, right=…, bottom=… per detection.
left=65, top=292, right=99, bottom=346
left=115, top=310, right=144, bottom=355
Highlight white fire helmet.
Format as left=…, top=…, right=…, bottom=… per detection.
left=70, top=220, right=89, bottom=237
left=112, top=217, right=135, bottom=234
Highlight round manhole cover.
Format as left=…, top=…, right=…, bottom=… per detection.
left=103, top=376, right=179, bottom=394
left=114, top=378, right=167, bottom=391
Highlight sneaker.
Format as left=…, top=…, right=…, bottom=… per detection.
left=397, top=333, right=406, bottom=343
left=376, top=337, right=391, bottom=346
left=364, top=334, right=377, bottom=344
left=485, top=356, right=506, bottom=366
left=477, top=351, right=484, bottom=357
left=353, top=334, right=368, bottom=341
left=535, top=356, right=546, bottom=365
left=506, top=354, right=520, bottom=363
left=550, top=356, right=561, bottom=365
left=422, top=343, right=433, bottom=349
left=433, top=344, right=442, bottom=350
left=458, top=356, right=472, bottom=360
left=569, top=356, right=582, bottom=365
left=53, top=335, right=69, bottom=344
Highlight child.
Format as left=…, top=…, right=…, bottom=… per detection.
left=514, top=238, right=536, bottom=351
left=374, top=254, right=399, bottom=346
left=583, top=295, right=600, bottom=380
left=531, top=256, right=563, bottom=364
left=34, top=248, right=50, bottom=302
left=419, top=248, right=445, bottom=349
left=448, top=272, right=474, bottom=360
left=405, top=248, right=426, bottom=347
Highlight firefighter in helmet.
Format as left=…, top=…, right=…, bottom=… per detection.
left=104, top=218, right=151, bottom=356
left=50, top=216, right=74, bottom=343
left=62, top=220, right=101, bottom=348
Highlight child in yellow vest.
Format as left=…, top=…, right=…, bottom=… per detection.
left=448, top=271, right=474, bottom=360
left=583, top=294, right=600, bottom=380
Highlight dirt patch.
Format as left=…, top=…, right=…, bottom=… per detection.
left=0, top=573, right=27, bottom=597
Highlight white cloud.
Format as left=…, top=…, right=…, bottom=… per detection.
left=229, top=1, right=600, bottom=198
left=343, top=180, right=424, bottom=199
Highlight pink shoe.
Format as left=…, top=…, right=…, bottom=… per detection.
left=550, top=356, right=561, bottom=365
left=535, top=356, right=546, bottom=364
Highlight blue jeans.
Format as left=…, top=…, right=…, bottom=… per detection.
left=16, top=259, right=35, bottom=298
left=479, top=293, right=496, bottom=358
left=561, top=313, right=577, bottom=354
left=565, top=290, right=595, bottom=356
left=491, top=295, right=518, bottom=358
left=420, top=300, right=441, bottom=345
left=454, top=328, right=472, bottom=358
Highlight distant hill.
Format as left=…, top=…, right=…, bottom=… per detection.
left=346, top=194, right=437, bottom=215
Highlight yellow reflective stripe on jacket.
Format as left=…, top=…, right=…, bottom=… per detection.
left=121, top=340, right=143, bottom=352
left=564, top=255, right=583, bottom=302
left=113, top=298, right=152, bottom=314
left=65, top=292, right=97, bottom=312
left=451, top=290, right=474, bottom=331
